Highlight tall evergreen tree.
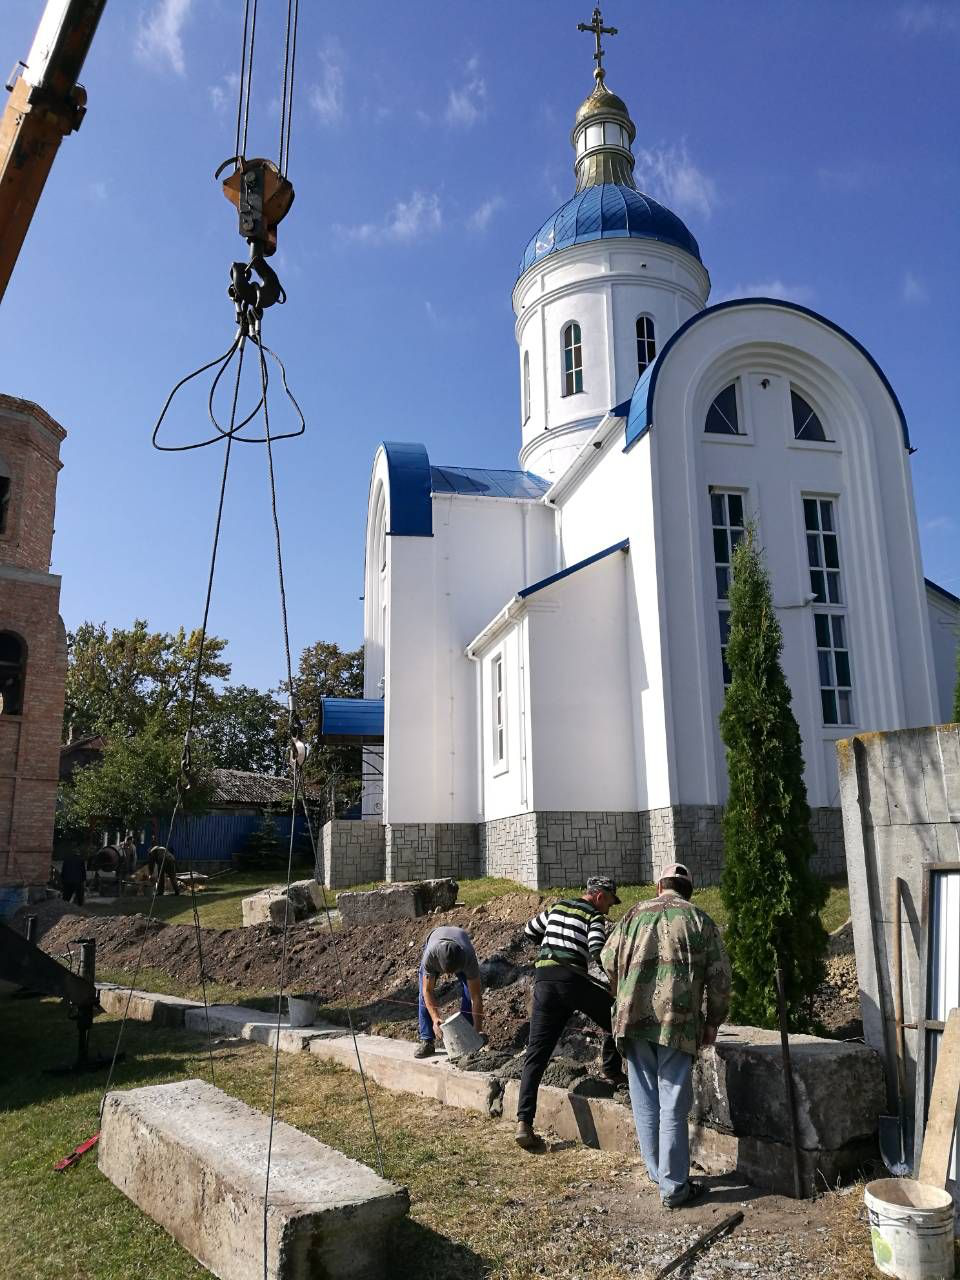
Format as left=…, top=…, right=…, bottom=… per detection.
left=719, top=527, right=827, bottom=1030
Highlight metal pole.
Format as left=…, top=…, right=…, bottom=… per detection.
left=24, top=914, right=37, bottom=943
left=78, top=936, right=96, bottom=983
left=775, top=964, right=804, bottom=1199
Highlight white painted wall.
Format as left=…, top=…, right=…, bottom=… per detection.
left=926, top=586, right=960, bottom=721
left=514, top=239, right=709, bottom=482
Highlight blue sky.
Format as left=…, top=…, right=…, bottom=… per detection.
left=1, top=0, right=957, bottom=692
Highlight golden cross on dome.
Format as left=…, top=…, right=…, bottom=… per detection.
left=577, top=7, right=618, bottom=81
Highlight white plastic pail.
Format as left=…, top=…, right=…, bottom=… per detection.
left=441, top=1011, right=484, bottom=1059
left=864, top=1179, right=955, bottom=1280
left=286, top=995, right=317, bottom=1028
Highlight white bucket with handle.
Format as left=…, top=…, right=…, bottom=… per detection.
left=441, top=1011, right=484, bottom=1059
left=864, top=1179, right=956, bottom=1279
left=286, top=995, right=317, bottom=1028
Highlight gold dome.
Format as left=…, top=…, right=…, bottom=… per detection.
left=574, top=74, right=633, bottom=128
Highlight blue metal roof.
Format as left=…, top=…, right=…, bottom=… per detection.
left=621, top=298, right=912, bottom=453
left=519, top=539, right=629, bottom=599
left=430, top=465, right=550, bottom=499
left=519, top=184, right=701, bottom=278
left=381, top=441, right=433, bottom=536
left=318, top=698, right=384, bottom=744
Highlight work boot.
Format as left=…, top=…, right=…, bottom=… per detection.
left=413, top=1040, right=435, bottom=1059
left=515, top=1121, right=540, bottom=1150
left=663, top=1179, right=706, bottom=1209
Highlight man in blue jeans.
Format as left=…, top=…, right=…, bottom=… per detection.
left=601, top=863, right=731, bottom=1208
left=414, top=925, right=485, bottom=1058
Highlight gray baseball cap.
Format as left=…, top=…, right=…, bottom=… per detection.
left=661, top=862, right=693, bottom=885
left=433, top=940, right=466, bottom=974
left=586, top=875, right=621, bottom=904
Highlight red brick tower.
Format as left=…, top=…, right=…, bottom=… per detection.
left=0, top=394, right=67, bottom=907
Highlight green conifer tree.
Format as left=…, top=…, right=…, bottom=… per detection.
left=719, top=527, right=827, bottom=1030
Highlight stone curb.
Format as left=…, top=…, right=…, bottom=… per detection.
left=97, top=983, right=203, bottom=1028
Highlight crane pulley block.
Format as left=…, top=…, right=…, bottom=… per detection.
left=217, top=156, right=294, bottom=258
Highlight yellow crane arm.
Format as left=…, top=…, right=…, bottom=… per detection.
left=0, top=0, right=106, bottom=303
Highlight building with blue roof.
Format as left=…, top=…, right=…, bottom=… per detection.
left=334, top=27, right=960, bottom=895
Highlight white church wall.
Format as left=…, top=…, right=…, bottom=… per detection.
left=515, top=240, right=709, bottom=482
left=646, top=304, right=939, bottom=810
left=378, top=490, right=555, bottom=825
left=476, top=618, right=531, bottom=822
left=525, top=549, right=638, bottom=811
left=926, top=585, right=960, bottom=721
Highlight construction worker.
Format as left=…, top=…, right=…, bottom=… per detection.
left=60, top=849, right=87, bottom=906
left=148, top=845, right=180, bottom=896
left=601, top=862, right=731, bottom=1209
left=515, top=876, right=627, bottom=1149
left=415, top=925, right=485, bottom=1059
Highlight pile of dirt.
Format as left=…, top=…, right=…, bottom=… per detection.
left=39, top=891, right=864, bottom=1057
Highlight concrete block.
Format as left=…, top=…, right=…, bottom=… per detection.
left=241, top=880, right=325, bottom=928
left=184, top=1004, right=344, bottom=1053
left=309, top=1033, right=501, bottom=1116
left=689, top=1123, right=878, bottom=1199
left=98, top=1079, right=408, bottom=1280
left=692, top=1027, right=885, bottom=1151
left=337, top=879, right=458, bottom=928
left=500, top=1079, right=638, bottom=1152
left=97, top=983, right=201, bottom=1027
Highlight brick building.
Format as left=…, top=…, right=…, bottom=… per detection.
left=0, top=394, right=67, bottom=909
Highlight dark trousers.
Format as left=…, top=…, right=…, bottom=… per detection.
left=62, top=884, right=84, bottom=906
left=517, top=967, right=622, bottom=1124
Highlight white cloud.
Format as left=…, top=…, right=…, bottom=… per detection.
left=309, top=42, right=345, bottom=125
left=924, top=515, right=956, bottom=534
left=87, top=180, right=108, bottom=203
left=902, top=270, right=929, bottom=303
left=633, top=142, right=716, bottom=220
left=337, top=191, right=443, bottom=246
left=446, top=56, right=487, bottom=128
left=424, top=300, right=441, bottom=326
left=135, top=0, right=193, bottom=76
left=898, top=3, right=960, bottom=33
left=208, top=71, right=240, bottom=115
left=713, top=280, right=816, bottom=305
left=467, top=196, right=505, bottom=233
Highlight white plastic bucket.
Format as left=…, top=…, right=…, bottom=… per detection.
left=286, top=996, right=317, bottom=1028
left=441, top=1011, right=484, bottom=1059
left=864, top=1179, right=956, bottom=1279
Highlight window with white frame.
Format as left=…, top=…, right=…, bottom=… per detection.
left=562, top=322, right=583, bottom=396
left=636, top=315, right=656, bottom=377
left=710, top=490, right=745, bottom=688
left=705, top=383, right=741, bottom=435
left=791, top=389, right=829, bottom=442
left=492, top=653, right=506, bottom=767
left=711, top=490, right=745, bottom=600
left=804, top=497, right=854, bottom=725
left=522, top=351, right=531, bottom=423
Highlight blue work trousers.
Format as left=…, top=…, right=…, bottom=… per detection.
left=623, top=1038, right=694, bottom=1202
left=417, top=964, right=472, bottom=1042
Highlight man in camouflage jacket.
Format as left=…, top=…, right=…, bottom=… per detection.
left=601, top=862, right=731, bottom=1208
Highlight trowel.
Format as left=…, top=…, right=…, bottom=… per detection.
left=879, top=877, right=912, bottom=1175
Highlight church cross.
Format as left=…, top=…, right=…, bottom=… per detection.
left=577, top=7, right=618, bottom=80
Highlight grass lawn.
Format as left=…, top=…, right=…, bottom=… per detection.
left=1, top=995, right=879, bottom=1280
left=97, top=869, right=850, bottom=937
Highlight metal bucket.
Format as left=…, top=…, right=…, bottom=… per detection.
left=864, top=1179, right=956, bottom=1279
left=441, top=1011, right=484, bottom=1059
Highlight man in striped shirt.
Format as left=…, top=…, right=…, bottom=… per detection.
left=515, top=876, right=626, bottom=1149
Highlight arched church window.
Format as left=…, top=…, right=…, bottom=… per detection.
left=562, top=323, right=583, bottom=396
left=705, top=384, right=741, bottom=435
left=0, top=632, right=25, bottom=715
left=0, top=454, right=10, bottom=534
left=791, top=390, right=828, bottom=442
left=636, top=315, right=656, bottom=377
left=522, top=351, right=531, bottom=423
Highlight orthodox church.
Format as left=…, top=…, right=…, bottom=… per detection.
left=332, top=39, right=959, bottom=892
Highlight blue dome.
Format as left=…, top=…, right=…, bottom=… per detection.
left=519, top=183, right=701, bottom=277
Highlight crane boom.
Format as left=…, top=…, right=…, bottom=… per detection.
left=0, top=0, right=106, bottom=303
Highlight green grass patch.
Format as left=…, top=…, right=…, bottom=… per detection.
left=89, top=868, right=317, bottom=930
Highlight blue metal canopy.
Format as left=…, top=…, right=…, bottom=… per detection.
left=318, top=698, right=384, bottom=744
left=430, top=466, right=550, bottom=499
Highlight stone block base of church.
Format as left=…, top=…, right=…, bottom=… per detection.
left=478, top=804, right=845, bottom=890
left=385, top=823, right=481, bottom=883
left=322, top=820, right=386, bottom=889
